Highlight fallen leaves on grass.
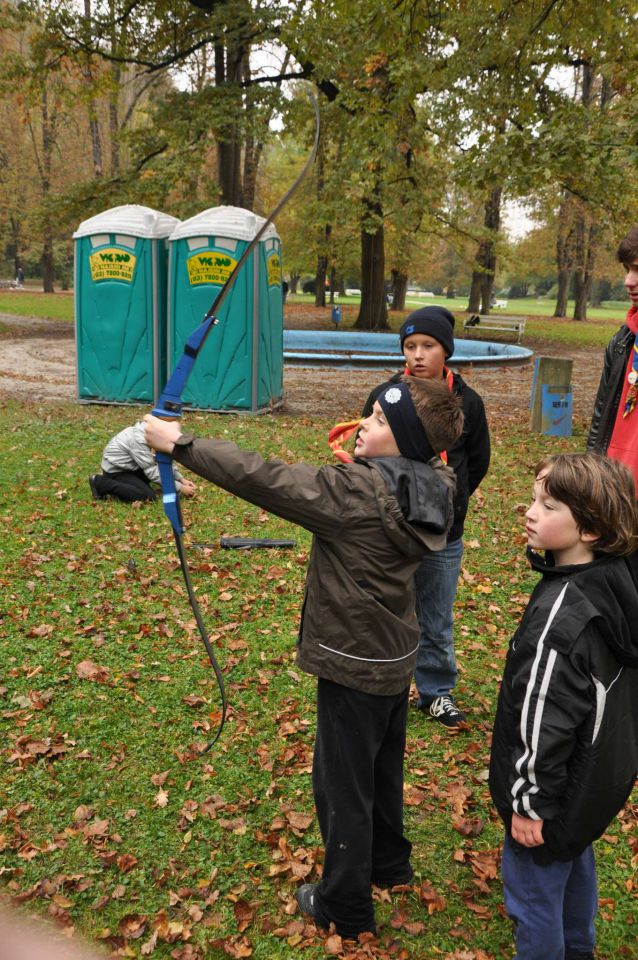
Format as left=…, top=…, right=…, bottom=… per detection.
left=75, top=659, right=110, bottom=682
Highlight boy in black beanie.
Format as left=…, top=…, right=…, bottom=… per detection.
left=361, top=305, right=490, bottom=728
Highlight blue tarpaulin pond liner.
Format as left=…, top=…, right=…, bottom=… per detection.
left=282, top=330, right=533, bottom=368
left=167, top=206, right=283, bottom=412
left=74, top=204, right=180, bottom=403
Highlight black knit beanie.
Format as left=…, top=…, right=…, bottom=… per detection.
left=399, top=306, right=456, bottom=357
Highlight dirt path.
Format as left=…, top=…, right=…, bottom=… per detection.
left=0, top=311, right=604, bottom=423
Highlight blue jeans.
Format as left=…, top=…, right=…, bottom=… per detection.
left=413, top=537, right=464, bottom=706
left=501, top=835, right=597, bottom=960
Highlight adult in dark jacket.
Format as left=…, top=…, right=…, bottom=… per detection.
left=489, top=453, right=638, bottom=960
left=361, top=306, right=490, bottom=727
left=587, top=225, right=638, bottom=486
left=144, top=376, right=464, bottom=941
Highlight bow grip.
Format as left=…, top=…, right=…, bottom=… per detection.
left=155, top=450, right=184, bottom=536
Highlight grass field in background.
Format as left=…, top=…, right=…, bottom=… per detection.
left=0, top=290, right=74, bottom=322
left=0, top=289, right=629, bottom=351
left=1, top=399, right=636, bottom=960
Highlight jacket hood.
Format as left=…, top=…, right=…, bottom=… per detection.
left=366, top=456, right=456, bottom=552
left=528, top=548, right=638, bottom=667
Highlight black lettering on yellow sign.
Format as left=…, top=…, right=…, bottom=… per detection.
left=267, top=253, right=282, bottom=287
left=187, top=252, right=237, bottom=286
left=89, top=247, right=136, bottom=283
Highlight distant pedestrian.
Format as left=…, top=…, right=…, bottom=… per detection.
left=16, top=267, right=24, bottom=286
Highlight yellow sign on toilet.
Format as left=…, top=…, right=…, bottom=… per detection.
left=187, top=253, right=238, bottom=286
left=267, top=253, right=282, bottom=287
left=89, top=248, right=136, bottom=283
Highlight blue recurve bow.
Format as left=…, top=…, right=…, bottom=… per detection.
left=151, top=92, right=320, bottom=752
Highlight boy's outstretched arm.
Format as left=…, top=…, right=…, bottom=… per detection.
left=143, top=416, right=350, bottom=538
left=511, top=811, right=544, bottom=847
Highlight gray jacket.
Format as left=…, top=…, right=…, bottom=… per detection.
left=102, top=422, right=186, bottom=489
left=172, top=435, right=456, bottom=695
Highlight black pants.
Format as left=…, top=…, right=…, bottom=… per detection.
left=93, top=469, right=156, bottom=503
left=312, top=677, right=412, bottom=939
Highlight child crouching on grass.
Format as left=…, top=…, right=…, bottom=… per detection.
left=144, top=377, right=463, bottom=941
left=489, top=453, right=638, bottom=960
left=89, top=420, right=196, bottom=503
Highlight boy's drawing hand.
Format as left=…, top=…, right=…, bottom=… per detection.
left=511, top=811, right=544, bottom=847
left=143, top=414, right=182, bottom=454
left=179, top=478, right=196, bottom=497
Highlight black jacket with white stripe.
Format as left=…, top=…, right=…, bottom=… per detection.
left=489, top=548, right=638, bottom=863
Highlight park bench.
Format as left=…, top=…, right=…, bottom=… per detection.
left=462, top=313, right=526, bottom=344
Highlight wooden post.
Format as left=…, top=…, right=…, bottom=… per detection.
left=530, top=356, right=573, bottom=436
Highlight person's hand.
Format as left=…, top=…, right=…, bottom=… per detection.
left=143, top=414, right=182, bottom=454
left=179, top=478, right=196, bottom=497
left=511, top=811, right=544, bottom=847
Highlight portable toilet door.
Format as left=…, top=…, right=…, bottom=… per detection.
left=74, top=205, right=180, bottom=403
left=167, top=205, right=283, bottom=412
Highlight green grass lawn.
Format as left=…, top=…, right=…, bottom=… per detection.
left=290, top=294, right=625, bottom=349
left=1, top=400, right=636, bottom=959
left=0, top=290, right=74, bottom=322
left=0, top=288, right=628, bottom=352
left=288, top=291, right=629, bottom=322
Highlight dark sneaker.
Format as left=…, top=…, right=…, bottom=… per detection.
left=427, top=695, right=467, bottom=728
left=295, top=883, right=320, bottom=921
left=295, top=884, right=377, bottom=939
left=88, top=475, right=104, bottom=500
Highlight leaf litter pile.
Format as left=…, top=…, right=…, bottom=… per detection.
left=0, top=387, right=636, bottom=960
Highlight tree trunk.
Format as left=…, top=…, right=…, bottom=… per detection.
left=289, top=272, right=300, bottom=294
left=329, top=267, right=337, bottom=304
left=554, top=269, right=571, bottom=317
left=481, top=186, right=501, bottom=313
left=315, top=222, right=331, bottom=307
left=109, top=59, right=120, bottom=174
left=467, top=272, right=482, bottom=313
left=571, top=63, right=600, bottom=322
left=391, top=269, right=407, bottom=310
left=590, top=279, right=603, bottom=308
left=572, top=215, right=598, bottom=322
left=41, top=237, right=55, bottom=293
left=242, top=138, right=261, bottom=210
left=315, top=252, right=328, bottom=307
left=355, top=200, right=388, bottom=331
left=241, top=50, right=262, bottom=211
left=313, top=146, right=329, bottom=307
left=9, top=215, right=23, bottom=281
left=40, top=87, right=55, bottom=292
left=553, top=193, right=576, bottom=317
left=466, top=186, right=502, bottom=314
left=573, top=280, right=588, bottom=321
left=215, top=42, right=243, bottom=205
left=83, top=0, right=103, bottom=177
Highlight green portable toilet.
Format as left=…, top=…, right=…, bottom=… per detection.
left=74, top=204, right=180, bottom=404
left=167, top=205, right=283, bottom=412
